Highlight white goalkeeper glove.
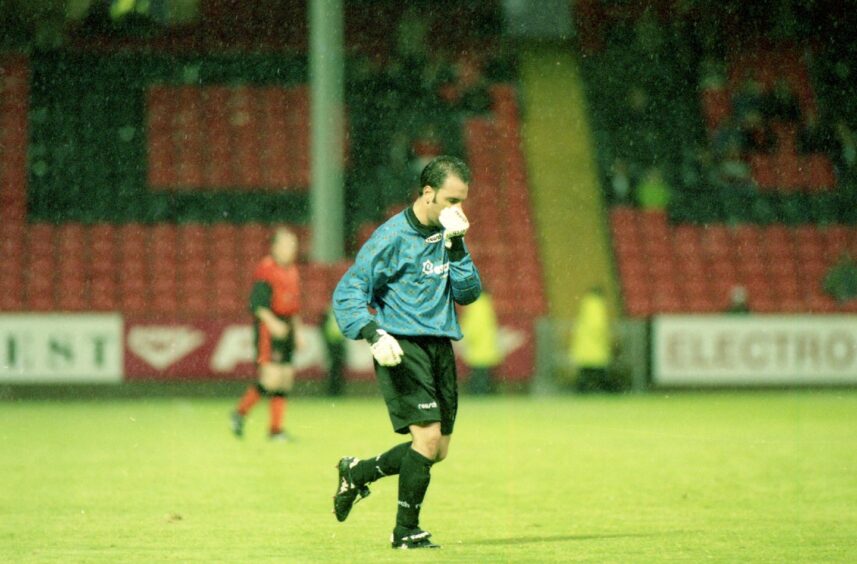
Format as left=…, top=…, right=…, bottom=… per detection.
left=439, top=206, right=470, bottom=249
left=369, top=329, right=404, bottom=367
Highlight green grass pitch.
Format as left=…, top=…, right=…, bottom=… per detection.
left=2, top=391, right=856, bottom=562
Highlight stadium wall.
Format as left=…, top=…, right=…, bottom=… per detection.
left=0, top=313, right=537, bottom=384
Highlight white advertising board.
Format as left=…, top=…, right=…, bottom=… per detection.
left=652, top=315, right=857, bottom=386
left=0, top=314, right=124, bottom=383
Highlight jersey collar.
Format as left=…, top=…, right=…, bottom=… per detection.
left=405, top=205, right=441, bottom=238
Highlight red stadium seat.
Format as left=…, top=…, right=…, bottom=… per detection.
left=749, top=154, right=777, bottom=190
left=774, top=152, right=802, bottom=192
left=56, top=280, right=88, bottom=312
left=806, top=294, right=837, bottom=313
left=89, top=277, right=118, bottom=311
left=701, top=87, right=731, bottom=131
left=121, top=293, right=149, bottom=315
left=652, top=291, right=684, bottom=313
left=27, top=293, right=55, bottom=312
left=180, top=293, right=210, bottom=317
left=672, top=225, right=701, bottom=258
left=821, top=226, right=849, bottom=260
left=803, top=154, right=836, bottom=191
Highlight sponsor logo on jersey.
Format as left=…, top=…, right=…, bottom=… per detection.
left=418, top=401, right=438, bottom=410
left=424, top=233, right=443, bottom=244
left=422, top=260, right=449, bottom=277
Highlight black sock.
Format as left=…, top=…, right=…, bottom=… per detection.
left=351, top=442, right=411, bottom=486
left=396, top=448, right=434, bottom=530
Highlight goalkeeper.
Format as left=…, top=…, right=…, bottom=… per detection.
left=331, top=155, right=481, bottom=550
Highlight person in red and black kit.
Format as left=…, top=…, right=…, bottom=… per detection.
left=231, top=228, right=304, bottom=441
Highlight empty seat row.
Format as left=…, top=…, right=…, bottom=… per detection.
left=461, top=88, right=547, bottom=316
left=147, top=84, right=314, bottom=190
left=611, top=207, right=857, bottom=316
left=0, top=222, right=341, bottom=319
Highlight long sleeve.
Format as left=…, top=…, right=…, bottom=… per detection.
left=448, top=240, right=482, bottom=306
left=332, top=230, right=398, bottom=340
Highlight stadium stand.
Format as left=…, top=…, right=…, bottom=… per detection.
left=576, top=2, right=857, bottom=316
left=0, top=0, right=542, bottom=328
left=463, top=85, right=547, bottom=316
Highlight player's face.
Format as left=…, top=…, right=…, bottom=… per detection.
left=271, top=232, right=298, bottom=265
left=425, top=174, right=469, bottom=227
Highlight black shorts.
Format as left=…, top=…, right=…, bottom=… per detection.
left=375, top=335, right=458, bottom=435
left=254, top=318, right=295, bottom=365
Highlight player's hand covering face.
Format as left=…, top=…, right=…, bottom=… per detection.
left=424, top=174, right=469, bottom=227
left=439, top=205, right=470, bottom=248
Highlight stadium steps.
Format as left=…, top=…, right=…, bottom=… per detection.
left=516, top=43, right=618, bottom=318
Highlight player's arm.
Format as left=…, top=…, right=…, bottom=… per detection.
left=439, top=207, right=482, bottom=305
left=448, top=243, right=482, bottom=305
left=332, top=231, right=397, bottom=340
left=292, top=314, right=306, bottom=350
left=250, top=281, right=289, bottom=339
left=332, top=233, right=403, bottom=366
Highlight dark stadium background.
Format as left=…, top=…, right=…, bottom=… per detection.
left=1, top=0, right=856, bottom=392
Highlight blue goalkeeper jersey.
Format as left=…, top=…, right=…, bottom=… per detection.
left=333, top=207, right=482, bottom=341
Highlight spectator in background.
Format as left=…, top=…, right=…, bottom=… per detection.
left=608, top=157, right=635, bottom=204
left=410, top=124, right=443, bottom=178
left=740, top=110, right=775, bottom=154
left=635, top=166, right=671, bottom=210
left=731, top=76, right=765, bottom=123
left=322, top=305, right=346, bottom=397
left=762, top=78, right=801, bottom=123
left=680, top=144, right=716, bottom=191
left=797, top=111, right=835, bottom=155
left=823, top=254, right=857, bottom=304
left=459, top=290, right=503, bottom=395
left=726, top=284, right=750, bottom=314
left=712, top=145, right=754, bottom=190
left=459, top=77, right=493, bottom=114
left=698, top=57, right=727, bottom=91
left=711, top=116, right=747, bottom=158
left=833, top=120, right=857, bottom=178
left=231, top=228, right=304, bottom=442
left=570, top=287, right=615, bottom=393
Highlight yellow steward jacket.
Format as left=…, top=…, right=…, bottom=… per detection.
left=460, top=293, right=503, bottom=368
left=571, top=293, right=611, bottom=368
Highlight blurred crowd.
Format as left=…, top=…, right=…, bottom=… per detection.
left=578, top=0, right=857, bottom=223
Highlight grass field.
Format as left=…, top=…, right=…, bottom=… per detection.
left=2, top=391, right=856, bottom=562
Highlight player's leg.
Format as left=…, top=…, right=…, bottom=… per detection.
left=334, top=337, right=436, bottom=524
left=389, top=338, right=457, bottom=548
left=433, top=337, right=459, bottom=463
left=394, top=421, right=440, bottom=526
left=435, top=434, right=452, bottom=462
left=264, top=330, right=296, bottom=441
left=231, top=321, right=270, bottom=436
left=349, top=337, right=441, bottom=485
left=261, top=363, right=293, bottom=440
left=390, top=339, right=447, bottom=548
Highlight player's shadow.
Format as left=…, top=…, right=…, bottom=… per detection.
left=469, top=532, right=672, bottom=546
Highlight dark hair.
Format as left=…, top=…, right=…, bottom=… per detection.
left=419, top=155, right=472, bottom=191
